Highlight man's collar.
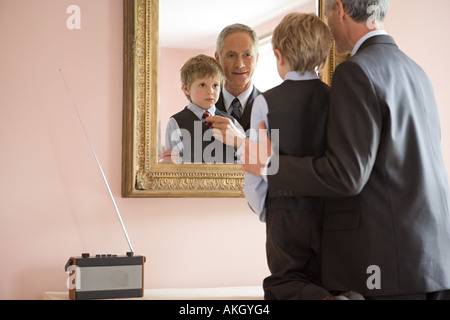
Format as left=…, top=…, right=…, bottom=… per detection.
left=222, top=85, right=254, bottom=112
left=352, top=29, right=388, bottom=56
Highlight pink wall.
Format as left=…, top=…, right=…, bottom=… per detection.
left=1, top=0, right=449, bottom=300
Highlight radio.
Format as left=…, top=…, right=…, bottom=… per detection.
left=65, top=253, right=145, bottom=300
left=60, top=70, right=146, bottom=300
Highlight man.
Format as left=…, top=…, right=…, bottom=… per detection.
left=208, top=24, right=261, bottom=135
left=242, top=0, right=450, bottom=299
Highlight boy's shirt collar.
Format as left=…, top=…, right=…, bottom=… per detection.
left=284, top=70, right=319, bottom=81
left=187, top=102, right=216, bottom=120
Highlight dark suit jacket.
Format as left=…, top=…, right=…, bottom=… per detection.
left=216, top=86, right=261, bottom=132
left=268, top=35, right=450, bottom=297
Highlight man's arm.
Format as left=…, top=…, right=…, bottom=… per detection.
left=207, top=115, right=246, bottom=149
left=243, top=61, right=383, bottom=198
left=242, top=94, right=270, bottom=221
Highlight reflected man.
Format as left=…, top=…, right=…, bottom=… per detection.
left=207, top=24, right=261, bottom=144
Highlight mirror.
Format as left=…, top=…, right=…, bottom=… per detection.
left=122, top=0, right=339, bottom=197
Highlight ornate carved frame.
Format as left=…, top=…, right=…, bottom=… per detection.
left=122, top=0, right=339, bottom=197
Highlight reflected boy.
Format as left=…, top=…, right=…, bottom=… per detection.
left=163, top=54, right=242, bottom=164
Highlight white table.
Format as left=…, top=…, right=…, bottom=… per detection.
left=41, top=286, right=264, bottom=300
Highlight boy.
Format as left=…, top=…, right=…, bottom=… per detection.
left=243, top=13, right=337, bottom=299
left=164, top=54, right=240, bottom=164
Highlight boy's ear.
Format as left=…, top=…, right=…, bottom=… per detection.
left=182, top=84, right=190, bottom=95
left=274, top=49, right=284, bottom=65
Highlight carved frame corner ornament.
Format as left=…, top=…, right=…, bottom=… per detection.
left=121, top=0, right=335, bottom=198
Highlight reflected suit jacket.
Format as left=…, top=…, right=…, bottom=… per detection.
left=216, top=86, right=261, bottom=132
left=267, top=35, right=450, bottom=297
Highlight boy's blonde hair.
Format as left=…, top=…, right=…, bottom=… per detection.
left=272, top=13, right=332, bottom=74
left=180, top=54, right=224, bottom=102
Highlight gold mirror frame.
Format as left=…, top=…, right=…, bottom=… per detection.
left=122, top=0, right=339, bottom=198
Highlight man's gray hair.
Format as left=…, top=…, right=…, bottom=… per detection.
left=325, top=0, right=389, bottom=24
left=216, top=24, right=259, bottom=56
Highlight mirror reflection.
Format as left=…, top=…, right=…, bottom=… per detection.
left=158, top=0, right=317, bottom=164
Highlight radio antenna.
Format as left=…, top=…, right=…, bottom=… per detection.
left=59, top=69, right=134, bottom=254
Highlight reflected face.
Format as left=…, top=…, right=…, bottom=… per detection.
left=183, top=77, right=221, bottom=110
left=216, top=32, right=258, bottom=96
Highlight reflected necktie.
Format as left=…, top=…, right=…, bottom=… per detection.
left=230, top=98, right=243, bottom=121
left=202, top=111, right=212, bottom=129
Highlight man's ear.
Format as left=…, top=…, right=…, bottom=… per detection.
left=335, top=0, right=347, bottom=23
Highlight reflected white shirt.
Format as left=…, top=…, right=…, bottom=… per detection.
left=222, top=85, right=254, bottom=114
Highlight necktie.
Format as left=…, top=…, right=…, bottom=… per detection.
left=202, top=111, right=212, bottom=129
left=230, top=98, right=243, bottom=121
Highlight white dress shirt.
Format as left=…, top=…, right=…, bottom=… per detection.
left=222, top=85, right=255, bottom=115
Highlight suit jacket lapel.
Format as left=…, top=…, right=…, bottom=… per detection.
left=216, top=93, right=226, bottom=113
left=240, top=86, right=261, bottom=131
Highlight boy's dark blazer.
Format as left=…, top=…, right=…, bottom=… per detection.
left=267, top=35, right=450, bottom=297
left=216, top=86, right=261, bottom=132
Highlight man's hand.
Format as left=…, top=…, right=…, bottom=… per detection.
left=240, top=121, right=273, bottom=176
left=206, top=115, right=246, bottom=149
